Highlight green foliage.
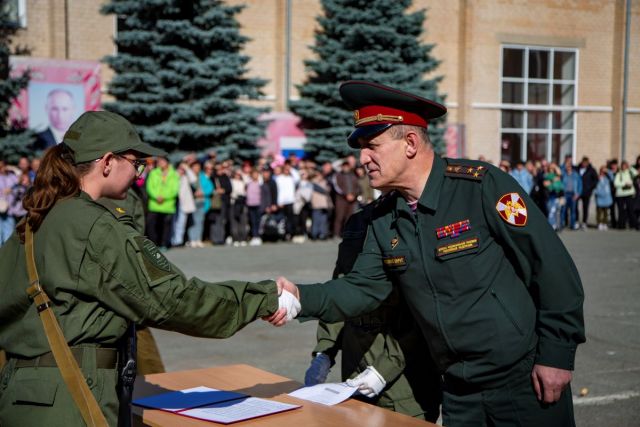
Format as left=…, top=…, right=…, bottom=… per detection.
left=102, top=0, right=268, bottom=159
left=0, top=3, right=34, bottom=163
left=290, top=0, right=446, bottom=162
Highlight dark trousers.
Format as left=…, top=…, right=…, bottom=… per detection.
left=247, top=206, right=262, bottom=238
left=230, top=202, right=248, bottom=242
left=616, top=196, right=637, bottom=229
left=208, top=205, right=228, bottom=244
left=279, top=204, right=295, bottom=237
left=577, top=193, right=592, bottom=225
left=442, top=352, right=575, bottom=427
left=146, top=212, right=174, bottom=248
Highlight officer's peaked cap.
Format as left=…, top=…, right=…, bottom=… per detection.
left=340, top=80, right=446, bottom=148
left=63, top=111, right=166, bottom=164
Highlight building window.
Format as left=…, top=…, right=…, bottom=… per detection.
left=500, top=45, right=578, bottom=165
left=2, top=0, right=27, bottom=28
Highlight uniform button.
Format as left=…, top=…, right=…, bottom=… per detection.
left=86, top=378, right=93, bottom=386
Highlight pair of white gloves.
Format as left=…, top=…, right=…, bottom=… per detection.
left=304, top=353, right=387, bottom=398
left=278, top=290, right=386, bottom=398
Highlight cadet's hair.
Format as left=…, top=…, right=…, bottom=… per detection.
left=17, top=144, right=94, bottom=240
left=388, top=125, right=431, bottom=145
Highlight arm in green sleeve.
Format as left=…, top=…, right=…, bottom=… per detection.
left=299, top=224, right=393, bottom=322
left=482, top=169, right=585, bottom=370
left=82, top=215, right=278, bottom=338
left=313, top=321, right=343, bottom=363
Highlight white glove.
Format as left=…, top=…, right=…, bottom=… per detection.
left=346, top=366, right=386, bottom=398
left=304, top=353, right=331, bottom=386
left=278, top=289, right=301, bottom=322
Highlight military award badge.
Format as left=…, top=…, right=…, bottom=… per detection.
left=496, top=193, right=528, bottom=226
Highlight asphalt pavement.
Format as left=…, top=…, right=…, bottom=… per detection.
left=153, top=229, right=640, bottom=426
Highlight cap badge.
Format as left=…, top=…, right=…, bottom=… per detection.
left=391, top=236, right=399, bottom=250
left=496, top=193, right=528, bottom=226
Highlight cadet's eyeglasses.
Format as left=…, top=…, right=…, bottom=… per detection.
left=118, top=155, right=146, bottom=176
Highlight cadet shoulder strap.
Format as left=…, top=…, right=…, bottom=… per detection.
left=24, top=223, right=109, bottom=427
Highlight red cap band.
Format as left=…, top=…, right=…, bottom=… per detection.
left=354, top=105, right=428, bottom=128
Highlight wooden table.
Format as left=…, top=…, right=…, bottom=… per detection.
left=133, top=364, right=437, bottom=426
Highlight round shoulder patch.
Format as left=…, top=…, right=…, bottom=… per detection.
left=496, top=193, right=528, bottom=226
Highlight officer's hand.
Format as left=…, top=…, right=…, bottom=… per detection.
left=263, top=282, right=300, bottom=326
left=346, top=366, right=386, bottom=398
left=304, top=353, right=331, bottom=386
left=531, top=364, right=572, bottom=403
left=276, top=276, right=300, bottom=301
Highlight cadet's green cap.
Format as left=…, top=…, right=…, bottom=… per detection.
left=63, top=111, right=166, bottom=164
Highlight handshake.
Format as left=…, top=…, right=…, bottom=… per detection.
left=263, top=276, right=301, bottom=326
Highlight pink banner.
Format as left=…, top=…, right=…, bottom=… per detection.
left=9, top=57, right=101, bottom=144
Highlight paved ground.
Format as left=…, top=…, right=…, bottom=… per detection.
left=153, top=229, right=640, bottom=426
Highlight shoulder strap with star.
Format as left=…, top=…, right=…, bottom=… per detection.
left=94, top=197, right=136, bottom=227
left=444, top=159, right=488, bottom=182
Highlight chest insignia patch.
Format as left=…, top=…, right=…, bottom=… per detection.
left=436, top=237, right=479, bottom=257
left=496, top=193, right=528, bottom=226
left=390, top=236, right=399, bottom=249
left=436, top=219, right=471, bottom=239
left=383, top=255, right=407, bottom=268
left=139, top=238, right=172, bottom=272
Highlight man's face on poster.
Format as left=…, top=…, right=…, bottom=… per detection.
left=45, top=90, right=75, bottom=132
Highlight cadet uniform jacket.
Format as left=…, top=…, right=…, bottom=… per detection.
left=0, top=192, right=277, bottom=426
left=300, top=156, right=585, bottom=387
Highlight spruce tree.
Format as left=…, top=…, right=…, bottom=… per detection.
left=290, top=0, right=446, bottom=162
left=101, top=0, right=268, bottom=159
left=0, top=4, right=33, bottom=163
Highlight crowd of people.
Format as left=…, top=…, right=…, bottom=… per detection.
left=2, top=150, right=638, bottom=248
left=494, top=155, right=640, bottom=232
left=0, top=150, right=376, bottom=249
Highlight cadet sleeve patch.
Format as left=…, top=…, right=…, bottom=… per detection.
left=496, top=193, right=528, bottom=226
left=445, top=164, right=486, bottom=181
left=133, top=236, right=173, bottom=283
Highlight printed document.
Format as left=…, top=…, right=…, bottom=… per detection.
left=288, top=382, right=359, bottom=406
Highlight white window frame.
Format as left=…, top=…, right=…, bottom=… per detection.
left=499, top=44, right=580, bottom=164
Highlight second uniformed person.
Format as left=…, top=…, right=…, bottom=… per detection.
left=304, top=203, right=442, bottom=421
left=0, top=111, right=282, bottom=426
left=270, top=81, right=585, bottom=426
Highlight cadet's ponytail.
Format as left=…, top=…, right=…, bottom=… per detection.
left=17, top=144, right=94, bottom=240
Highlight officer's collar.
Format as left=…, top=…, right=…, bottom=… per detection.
left=394, top=154, right=443, bottom=215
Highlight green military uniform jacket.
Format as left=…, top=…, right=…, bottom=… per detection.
left=0, top=192, right=278, bottom=426
left=301, top=156, right=585, bottom=387
left=313, top=204, right=440, bottom=420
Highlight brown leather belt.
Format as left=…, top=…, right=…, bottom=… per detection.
left=12, top=347, right=118, bottom=369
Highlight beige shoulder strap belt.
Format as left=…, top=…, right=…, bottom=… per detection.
left=24, top=223, right=108, bottom=427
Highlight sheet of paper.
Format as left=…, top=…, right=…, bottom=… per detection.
left=288, top=382, right=359, bottom=406
left=181, top=397, right=301, bottom=424
left=132, top=386, right=247, bottom=412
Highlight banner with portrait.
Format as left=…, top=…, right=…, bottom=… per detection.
left=9, top=57, right=101, bottom=149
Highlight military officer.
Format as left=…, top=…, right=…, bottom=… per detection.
left=0, top=111, right=284, bottom=426
left=305, top=203, right=442, bottom=421
left=270, top=81, right=585, bottom=426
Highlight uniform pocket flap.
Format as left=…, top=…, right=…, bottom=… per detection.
left=14, top=379, right=58, bottom=406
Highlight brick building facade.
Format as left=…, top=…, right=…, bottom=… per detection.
left=9, top=0, right=640, bottom=166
